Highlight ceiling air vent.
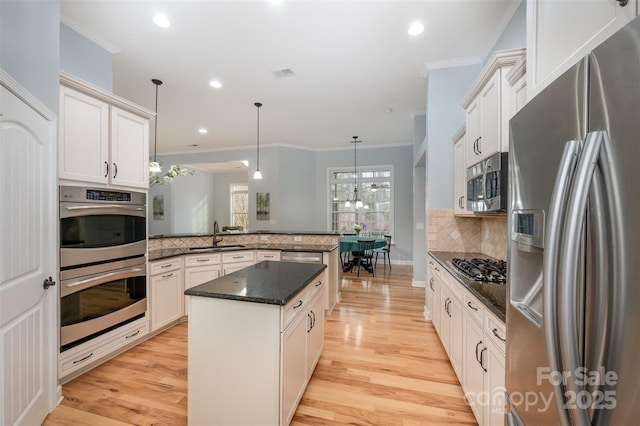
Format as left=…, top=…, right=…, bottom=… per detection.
left=271, top=67, right=294, bottom=78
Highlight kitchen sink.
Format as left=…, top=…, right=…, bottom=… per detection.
left=189, top=244, right=245, bottom=251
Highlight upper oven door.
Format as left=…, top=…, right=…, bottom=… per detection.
left=60, top=202, right=147, bottom=268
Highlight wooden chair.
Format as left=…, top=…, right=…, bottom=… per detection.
left=374, top=234, right=392, bottom=270
left=352, top=238, right=375, bottom=277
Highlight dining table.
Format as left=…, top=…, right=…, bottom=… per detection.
left=339, top=236, right=387, bottom=273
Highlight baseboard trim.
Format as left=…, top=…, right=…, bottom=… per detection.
left=412, top=279, right=425, bottom=288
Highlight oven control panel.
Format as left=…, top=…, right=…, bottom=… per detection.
left=60, top=185, right=146, bottom=205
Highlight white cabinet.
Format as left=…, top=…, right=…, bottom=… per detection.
left=281, top=297, right=309, bottom=425
left=463, top=311, right=486, bottom=422
left=184, top=253, right=221, bottom=316
left=452, top=126, right=473, bottom=216
left=222, top=250, right=255, bottom=275
left=188, top=275, right=324, bottom=426
left=461, top=49, right=526, bottom=167
left=429, top=256, right=506, bottom=426
left=58, top=316, right=148, bottom=383
left=430, top=261, right=464, bottom=380
left=527, top=0, right=636, bottom=100
left=257, top=250, right=281, bottom=261
left=306, top=282, right=324, bottom=375
left=149, top=257, right=184, bottom=331
left=59, top=72, right=152, bottom=190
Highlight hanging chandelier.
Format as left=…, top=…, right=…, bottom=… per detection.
left=149, top=78, right=163, bottom=173
left=345, top=136, right=363, bottom=209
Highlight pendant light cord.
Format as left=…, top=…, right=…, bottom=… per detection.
left=255, top=102, right=262, bottom=172
left=151, top=79, right=163, bottom=163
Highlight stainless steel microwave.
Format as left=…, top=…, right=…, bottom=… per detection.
left=466, top=152, right=508, bottom=213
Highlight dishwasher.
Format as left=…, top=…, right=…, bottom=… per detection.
left=280, top=251, right=323, bottom=264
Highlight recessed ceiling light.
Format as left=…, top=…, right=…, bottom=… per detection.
left=269, top=0, right=284, bottom=5
left=385, top=108, right=393, bottom=113
left=408, top=22, right=424, bottom=36
left=153, top=14, right=171, bottom=28
left=198, top=128, right=208, bottom=134
left=209, top=80, right=222, bottom=89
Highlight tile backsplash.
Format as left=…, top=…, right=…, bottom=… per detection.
left=149, top=233, right=338, bottom=250
left=428, top=209, right=507, bottom=260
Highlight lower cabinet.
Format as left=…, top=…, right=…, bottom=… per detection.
left=188, top=277, right=324, bottom=426
left=184, top=253, right=222, bottom=316
left=150, top=257, right=184, bottom=331
left=222, top=250, right=255, bottom=275
left=58, top=316, right=149, bottom=383
left=428, top=257, right=506, bottom=426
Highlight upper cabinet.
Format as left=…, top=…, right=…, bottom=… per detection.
left=452, top=125, right=473, bottom=217
left=59, top=72, right=153, bottom=190
left=527, top=0, right=637, bottom=100
left=461, top=48, right=526, bottom=168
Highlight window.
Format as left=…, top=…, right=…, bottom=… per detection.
left=230, top=183, right=248, bottom=230
left=328, top=166, right=393, bottom=236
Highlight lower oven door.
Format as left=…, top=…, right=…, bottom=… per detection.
left=60, top=258, right=147, bottom=350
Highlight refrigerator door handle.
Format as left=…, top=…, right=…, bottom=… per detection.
left=559, top=130, right=604, bottom=426
left=543, top=138, right=581, bottom=426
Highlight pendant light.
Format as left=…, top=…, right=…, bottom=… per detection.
left=253, top=102, right=263, bottom=180
left=345, top=136, right=362, bottom=209
left=149, top=78, right=163, bottom=173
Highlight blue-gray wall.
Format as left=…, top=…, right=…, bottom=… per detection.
left=485, top=2, right=526, bottom=62
left=153, top=143, right=414, bottom=262
left=1, top=0, right=60, bottom=114
left=426, top=64, right=482, bottom=209
left=60, top=23, right=113, bottom=91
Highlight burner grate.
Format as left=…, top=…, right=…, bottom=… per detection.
left=451, top=257, right=506, bottom=283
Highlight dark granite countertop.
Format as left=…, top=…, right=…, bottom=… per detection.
left=428, top=251, right=506, bottom=321
left=148, top=243, right=338, bottom=262
left=184, top=261, right=327, bottom=305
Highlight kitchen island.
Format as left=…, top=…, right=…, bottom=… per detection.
left=185, top=261, right=327, bottom=426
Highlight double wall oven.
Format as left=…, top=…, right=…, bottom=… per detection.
left=59, top=186, right=147, bottom=352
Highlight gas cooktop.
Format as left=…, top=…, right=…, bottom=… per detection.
left=451, top=257, right=507, bottom=284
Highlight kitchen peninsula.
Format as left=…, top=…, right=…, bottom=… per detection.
left=185, top=261, right=327, bottom=426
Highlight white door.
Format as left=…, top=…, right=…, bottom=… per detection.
left=0, top=73, right=58, bottom=425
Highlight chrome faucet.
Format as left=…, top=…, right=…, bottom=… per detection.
left=213, top=221, right=223, bottom=246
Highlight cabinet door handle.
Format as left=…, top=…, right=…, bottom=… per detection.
left=311, top=311, right=316, bottom=329
left=492, top=328, right=506, bottom=342
left=73, top=352, right=94, bottom=364
left=429, top=277, right=434, bottom=291
left=467, top=301, right=478, bottom=311
left=475, top=340, right=482, bottom=363
left=125, top=330, right=140, bottom=339
left=113, top=162, right=118, bottom=178
left=104, top=161, right=109, bottom=178
left=307, top=313, right=312, bottom=333
left=477, top=136, right=482, bottom=154
left=473, top=139, right=478, bottom=155
left=480, top=347, right=487, bottom=372
left=293, top=300, right=303, bottom=309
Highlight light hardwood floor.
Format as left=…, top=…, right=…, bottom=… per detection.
left=44, top=264, right=476, bottom=426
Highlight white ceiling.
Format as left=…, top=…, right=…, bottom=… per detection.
left=60, top=0, right=522, bottom=155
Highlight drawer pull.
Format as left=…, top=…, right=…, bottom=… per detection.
left=315, top=280, right=322, bottom=287
left=233, top=256, right=243, bottom=259
left=162, top=273, right=173, bottom=279
left=492, top=328, right=506, bottom=342
left=467, top=301, right=478, bottom=311
left=293, top=300, right=303, bottom=309
left=197, top=259, right=209, bottom=262
left=126, top=330, right=141, bottom=339
left=73, top=352, right=94, bottom=364
left=161, top=263, right=173, bottom=269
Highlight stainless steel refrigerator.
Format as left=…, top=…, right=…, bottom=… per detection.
left=506, top=16, right=640, bottom=426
